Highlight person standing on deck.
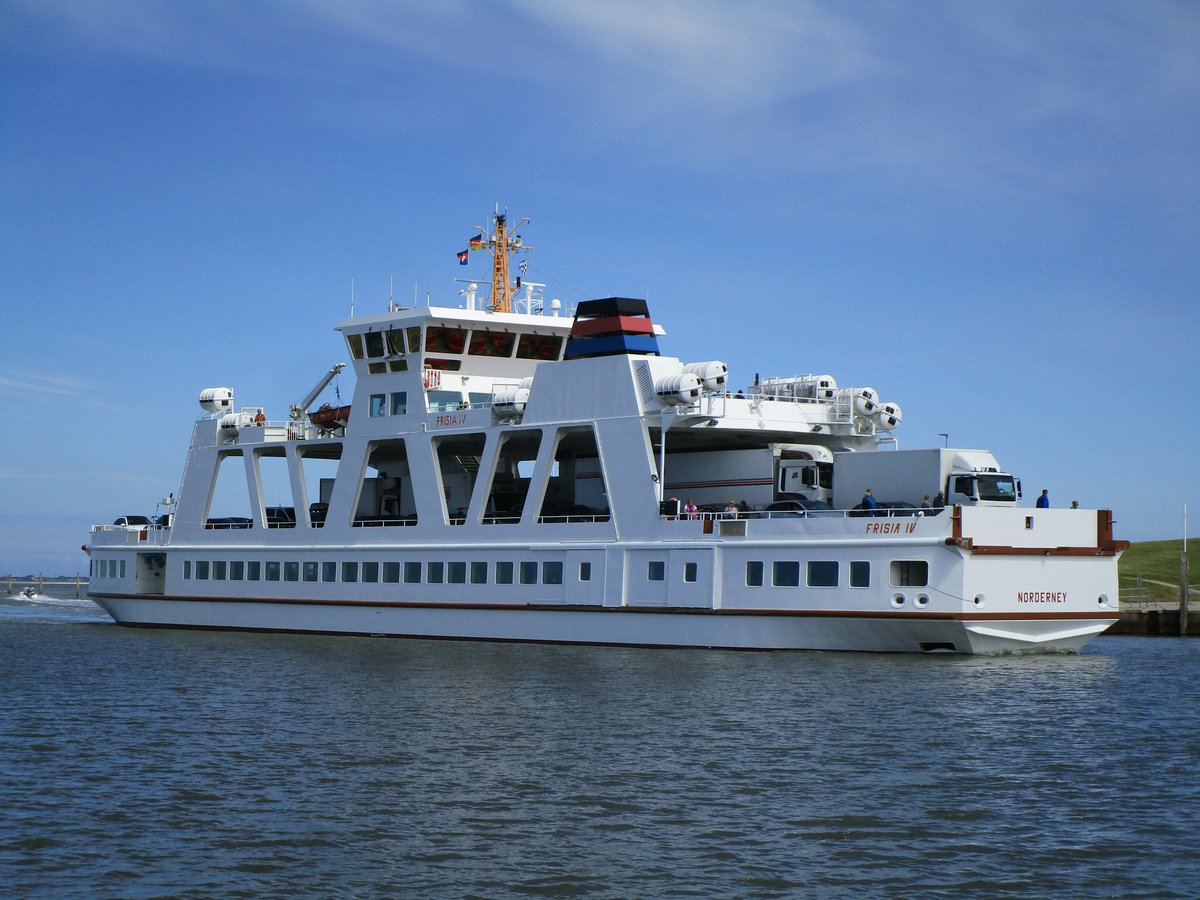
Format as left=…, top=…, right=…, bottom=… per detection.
left=1037, top=490, right=1050, bottom=508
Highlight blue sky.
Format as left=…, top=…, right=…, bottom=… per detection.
left=2, top=0, right=1197, bottom=574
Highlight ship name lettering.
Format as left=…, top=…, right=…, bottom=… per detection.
left=1016, top=591, right=1068, bottom=604
left=865, top=522, right=903, bottom=534
left=435, top=414, right=468, bottom=427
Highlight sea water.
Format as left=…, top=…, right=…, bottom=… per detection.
left=2, top=591, right=1198, bottom=898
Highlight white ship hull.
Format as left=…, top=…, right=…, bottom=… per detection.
left=89, top=593, right=1113, bottom=654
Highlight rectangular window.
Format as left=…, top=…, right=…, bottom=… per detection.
left=520, top=561, right=538, bottom=585
left=303, top=561, right=319, bottom=582
left=772, top=560, right=800, bottom=587
left=369, top=394, right=386, bottom=416
left=361, top=561, right=379, bottom=583
left=364, top=330, right=385, bottom=358
left=265, top=561, right=281, bottom=582
left=543, top=561, right=563, bottom=585
left=196, top=560, right=210, bottom=580
left=390, top=391, right=407, bottom=415
left=321, top=561, right=337, bottom=582
left=284, top=561, right=300, bottom=582
left=230, top=560, right=245, bottom=581
left=120, top=559, right=127, bottom=578
left=497, top=561, right=514, bottom=584
left=341, top=561, right=358, bottom=582
left=470, top=561, right=488, bottom=584
left=183, top=560, right=192, bottom=579
left=684, top=562, right=698, bottom=583
left=403, top=561, right=422, bottom=584
left=346, top=333, right=364, bottom=359
left=579, top=562, right=592, bottom=582
left=890, top=560, right=929, bottom=587
left=383, top=562, right=400, bottom=583
left=428, top=561, right=444, bottom=584
left=647, top=561, right=666, bottom=582
left=212, top=560, right=227, bottom=580
left=247, top=561, right=261, bottom=581
left=448, top=561, right=466, bottom=584
left=746, top=560, right=764, bottom=587
left=849, top=561, right=870, bottom=588
left=807, top=561, right=839, bottom=587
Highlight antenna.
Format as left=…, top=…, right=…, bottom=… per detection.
left=350, top=278, right=355, bottom=317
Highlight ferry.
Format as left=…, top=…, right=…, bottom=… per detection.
left=84, top=211, right=1127, bottom=653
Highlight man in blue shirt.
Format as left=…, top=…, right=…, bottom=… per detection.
left=1036, top=489, right=1050, bottom=508
left=861, top=489, right=877, bottom=516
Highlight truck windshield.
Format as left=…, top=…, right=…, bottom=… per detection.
left=976, top=474, right=1017, bottom=502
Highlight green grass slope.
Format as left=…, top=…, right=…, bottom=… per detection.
left=1119, top=540, right=1198, bottom=603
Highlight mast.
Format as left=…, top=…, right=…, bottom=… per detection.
left=468, top=209, right=532, bottom=313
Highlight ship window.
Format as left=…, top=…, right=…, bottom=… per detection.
left=322, top=561, right=336, bottom=582
left=362, top=562, right=380, bottom=583
left=425, top=357, right=462, bottom=372
left=520, top=561, right=538, bottom=585
left=369, top=394, right=387, bottom=417
left=284, top=561, right=299, bottom=582
left=403, top=561, right=421, bottom=584
left=213, top=560, right=227, bottom=580
left=195, top=560, right=210, bottom=580
left=390, top=392, right=408, bottom=415
left=346, top=333, right=364, bottom=359
left=388, top=359, right=408, bottom=373
left=407, top=326, right=421, bottom=354
left=469, top=330, right=516, bottom=358
left=385, top=328, right=406, bottom=356
left=543, top=561, right=563, bottom=585
left=648, top=561, right=665, bottom=582
left=183, top=560, right=191, bottom=579
left=247, top=561, right=261, bottom=581
left=303, top=561, right=318, bottom=582
left=746, top=561, right=764, bottom=587
left=365, top=331, right=385, bottom=358
left=368, top=362, right=387, bottom=375
left=850, top=561, right=870, bottom=588
left=426, top=326, right=467, bottom=354
left=383, top=562, right=400, bottom=583
left=341, top=561, right=358, bottom=582
left=772, top=561, right=800, bottom=587
left=428, top=562, right=445, bottom=584
left=470, top=561, right=488, bottom=584
left=469, top=392, right=491, bottom=407
left=230, top=560, right=244, bottom=581
left=807, top=561, right=838, bottom=587
left=579, top=562, right=592, bottom=582
left=516, top=333, right=564, bottom=360
left=890, top=560, right=929, bottom=587
left=684, top=562, right=698, bottom=583
left=121, top=560, right=127, bottom=578
left=448, top=561, right=467, bottom=584
left=427, top=390, right=463, bottom=412
left=265, top=561, right=281, bottom=582
left=497, top=561, right=514, bottom=584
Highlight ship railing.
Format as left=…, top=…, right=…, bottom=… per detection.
left=89, top=524, right=170, bottom=545
left=352, top=516, right=419, bottom=528
left=665, top=508, right=950, bottom=522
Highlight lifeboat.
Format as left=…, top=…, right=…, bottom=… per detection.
left=308, top=404, right=352, bottom=430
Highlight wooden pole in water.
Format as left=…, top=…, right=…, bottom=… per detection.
left=1182, top=505, right=1190, bottom=636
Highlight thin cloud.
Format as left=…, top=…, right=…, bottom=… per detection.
left=0, top=372, right=91, bottom=399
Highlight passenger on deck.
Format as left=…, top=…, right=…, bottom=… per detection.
left=860, top=489, right=877, bottom=517
left=723, top=500, right=738, bottom=519
left=684, top=499, right=698, bottom=520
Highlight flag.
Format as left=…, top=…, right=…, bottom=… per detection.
left=469, top=234, right=483, bottom=251
left=457, top=250, right=468, bottom=265
left=519, top=258, right=528, bottom=274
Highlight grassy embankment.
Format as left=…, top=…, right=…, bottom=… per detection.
left=1119, top=540, right=1197, bottom=603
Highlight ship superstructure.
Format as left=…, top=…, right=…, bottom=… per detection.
left=84, top=212, right=1126, bottom=652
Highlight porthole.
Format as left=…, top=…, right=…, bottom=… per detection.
left=890, top=593, right=906, bottom=608
left=973, top=594, right=986, bottom=608
left=1098, top=594, right=1110, bottom=607
left=914, top=594, right=930, bottom=608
